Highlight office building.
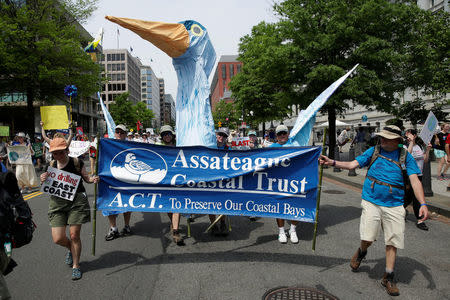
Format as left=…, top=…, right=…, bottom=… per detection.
left=141, top=65, right=161, bottom=128
left=210, top=55, right=243, bottom=111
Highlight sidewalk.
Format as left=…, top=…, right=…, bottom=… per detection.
left=322, top=159, right=450, bottom=218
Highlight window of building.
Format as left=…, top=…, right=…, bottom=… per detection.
left=229, top=64, right=234, bottom=78
left=121, top=63, right=125, bottom=71
left=221, top=64, right=226, bottom=79
left=142, top=88, right=146, bottom=93
left=122, top=84, right=126, bottom=90
left=107, top=54, right=111, bottom=61
left=142, top=82, right=146, bottom=87
left=107, top=64, right=111, bottom=71
left=111, top=64, right=116, bottom=71
left=237, top=64, right=241, bottom=73
left=223, top=80, right=227, bottom=92
left=121, top=53, right=125, bottom=61
left=108, top=94, right=112, bottom=101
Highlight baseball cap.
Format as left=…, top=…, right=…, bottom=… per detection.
left=216, top=127, right=229, bottom=137
left=275, top=124, right=289, bottom=134
left=248, top=130, right=257, bottom=136
left=115, top=124, right=127, bottom=132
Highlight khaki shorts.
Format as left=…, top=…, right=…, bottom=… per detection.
left=360, top=199, right=405, bottom=249
left=48, top=192, right=91, bottom=227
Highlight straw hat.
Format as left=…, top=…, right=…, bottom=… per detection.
left=160, top=125, right=175, bottom=136
left=375, top=125, right=402, bottom=140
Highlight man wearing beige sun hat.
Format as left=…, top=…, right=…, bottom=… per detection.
left=319, top=125, right=429, bottom=296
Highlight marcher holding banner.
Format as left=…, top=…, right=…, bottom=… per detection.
left=319, top=125, right=429, bottom=296
left=11, top=132, right=39, bottom=194
left=156, top=125, right=184, bottom=245
left=104, top=124, right=133, bottom=241
left=40, top=121, right=74, bottom=147
left=269, top=125, right=299, bottom=244
left=39, top=138, right=99, bottom=280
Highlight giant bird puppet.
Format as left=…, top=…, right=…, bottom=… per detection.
left=106, top=16, right=358, bottom=148
left=106, top=16, right=217, bottom=148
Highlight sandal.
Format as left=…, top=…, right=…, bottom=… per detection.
left=65, top=251, right=73, bottom=266
left=172, top=230, right=185, bottom=246
left=72, top=268, right=82, bottom=280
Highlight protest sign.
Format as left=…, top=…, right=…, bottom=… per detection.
left=40, top=106, right=69, bottom=130
left=76, top=127, right=84, bottom=136
left=69, top=141, right=90, bottom=158
left=230, top=137, right=250, bottom=150
left=98, top=139, right=321, bottom=222
left=7, top=145, right=32, bottom=165
left=0, top=126, right=9, bottom=137
left=419, top=111, right=439, bottom=145
left=40, top=166, right=81, bottom=201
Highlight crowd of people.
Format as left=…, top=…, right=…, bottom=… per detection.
left=0, top=121, right=447, bottom=296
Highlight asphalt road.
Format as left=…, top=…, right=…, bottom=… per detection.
left=5, top=178, right=450, bottom=300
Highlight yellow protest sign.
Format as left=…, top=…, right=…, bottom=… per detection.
left=40, top=106, right=69, bottom=130
left=0, top=126, right=9, bottom=137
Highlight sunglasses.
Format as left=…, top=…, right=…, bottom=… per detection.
left=161, top=132, right=172, bottom=137
left=277, top=131, right=288, bottom=136
left=115, top=130, right=126, bottom=134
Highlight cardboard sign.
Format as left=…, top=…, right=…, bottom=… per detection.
left=40, top=166, right=81, bottom=201
left=230, top=137, right=250, bottom=150
left=69, top=141, right=90, bottom=158
left=40, top=106, right=69, bottom=130
left=419, top=111, right=439, bottom=145
left=0, top=126, right=9, bottom=137
left=7, top=145, right=32, bottom=165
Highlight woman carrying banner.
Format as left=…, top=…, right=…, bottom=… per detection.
left=39, top=137, right=99, bottom=280
left=269, top=125, right=299, bottom=244
left=13, top=132, right=39, bottom=194
left=157, top=125, right=185, bottom=246
left=40, top=121, right=74, bottom=147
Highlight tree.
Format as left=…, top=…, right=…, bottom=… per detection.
left=230, top=0, right=449, bottom=157
left=109, top=92, right=155, bottom=132
left=212, top=101, right=241, bottom=130
left=109, top=93, right=135, bottom=128
left=0, top=0, right=101, bottom=134
left=134, top=101, right=154, bottom=131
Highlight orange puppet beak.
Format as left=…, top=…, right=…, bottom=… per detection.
left=105, top=16, right=190, bottom=58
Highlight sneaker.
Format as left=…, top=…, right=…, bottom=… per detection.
left=65, top=251, right=73, bottom=266
left=289, top=230, right=299, bottom=244
left=381, top=272, right=399, bottom=296
left=72, top=268, right=82, bottom=280
left=249, top=216, right=257, bottom=222
left=120, top=225, right=132, bottom=236
left=416, top=222, right=429, bottom=231
left=350, top=248, right=367, bottom=271
left=278, top=231, right=287, bottom=244
left=105, top=228, right=120, bottom=241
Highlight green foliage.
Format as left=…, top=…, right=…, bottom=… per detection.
left=134, top=101, right=154, bottom=129
left=212, top=101, right=241, bottom=129
left=109, top=92, right=154, bottom=132
left=395, top=98, right=449, bottom=126
left=230, top=0, right=448, bottom=156
left=0, top=0, right=101, bottom=133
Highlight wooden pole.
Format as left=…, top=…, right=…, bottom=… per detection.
left=312, top=127, right=327, bottom=251
left=92, top=133, right=100, bottom=256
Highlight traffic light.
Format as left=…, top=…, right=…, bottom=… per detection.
left=218, top=121, right=222, bottom=127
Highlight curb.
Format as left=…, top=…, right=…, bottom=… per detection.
left=323, top=172, right=450, bottom=218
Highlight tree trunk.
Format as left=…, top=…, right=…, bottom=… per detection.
left=26, top=87, right=35, bottom=138
left=328, top=106, right=337, bottom=159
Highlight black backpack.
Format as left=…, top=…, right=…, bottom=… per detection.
left=0, top=171, right=35, bottom=248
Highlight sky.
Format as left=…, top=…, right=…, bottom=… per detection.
left=84, top=0, right=279, bottom=99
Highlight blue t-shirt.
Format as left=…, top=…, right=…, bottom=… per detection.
left=269, top=142, right=283, bottom=148
left=356, top=146, right=420, bottom=207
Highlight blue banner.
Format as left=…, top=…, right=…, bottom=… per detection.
left=97, top=139, right=321, bottom=222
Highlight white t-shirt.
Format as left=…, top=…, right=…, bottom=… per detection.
left=410, top=144, right=425, bottom=175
